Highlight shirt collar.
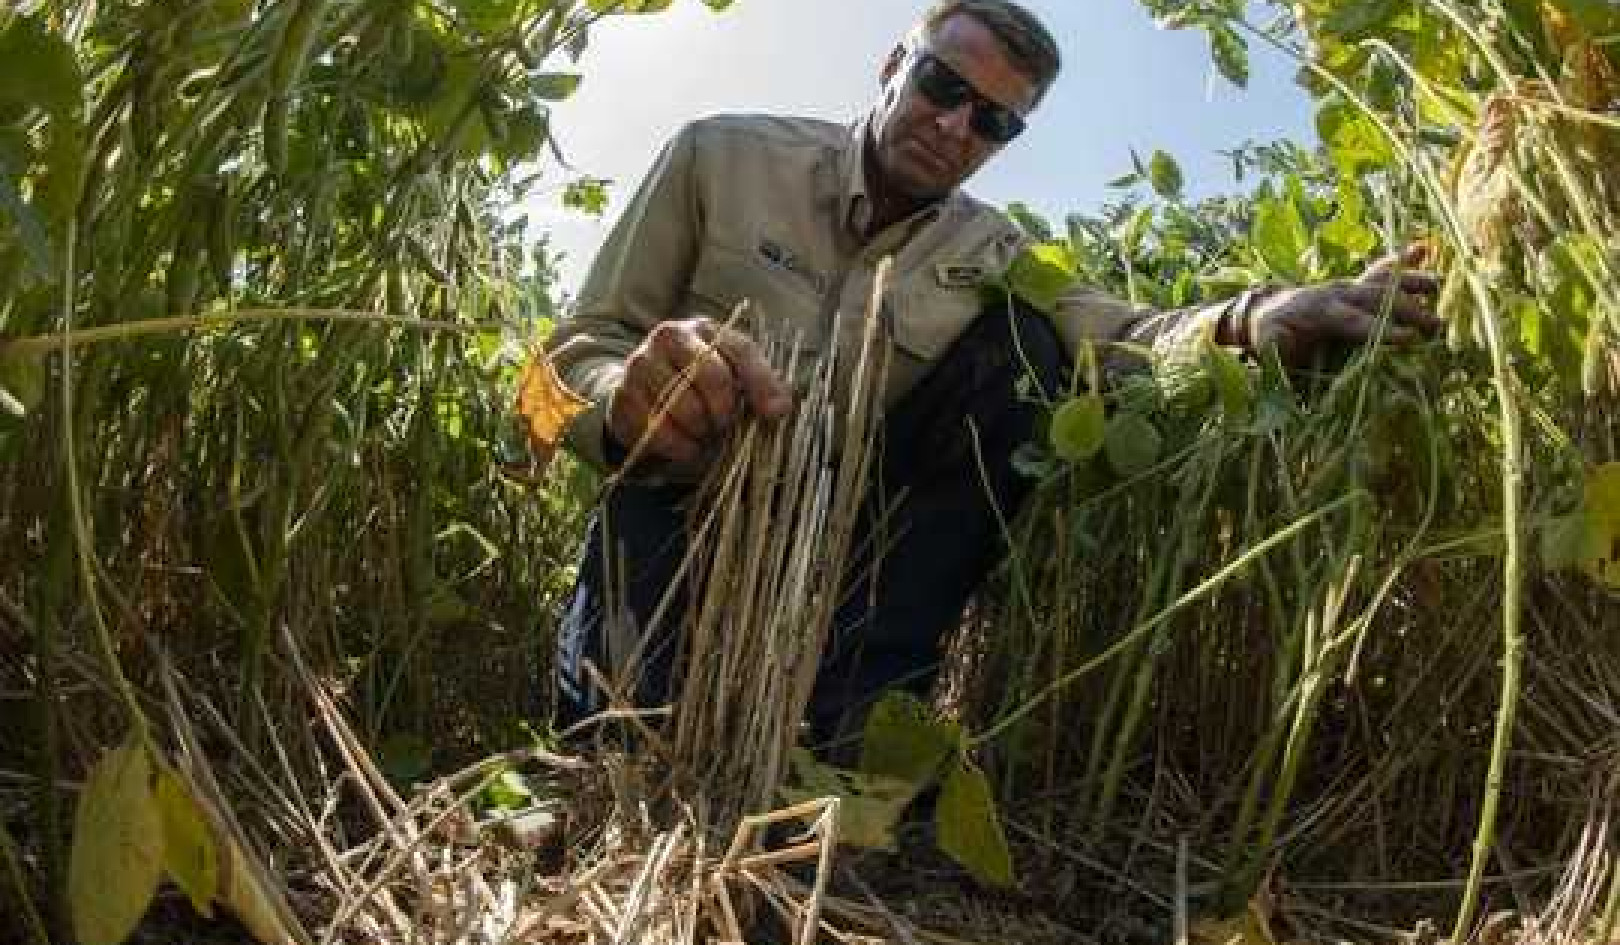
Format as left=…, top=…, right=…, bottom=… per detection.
left=833, top=114, right=946, bottom=247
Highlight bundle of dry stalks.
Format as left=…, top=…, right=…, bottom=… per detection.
left=665, top=259, right=894, bottom=828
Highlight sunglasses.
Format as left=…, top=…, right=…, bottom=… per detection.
left=907, top=49, right=1027, bottom=144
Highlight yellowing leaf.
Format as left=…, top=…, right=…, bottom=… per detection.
left=156, top=767, right=218, bottom=917
left=514, top=351, right=587, bottom=468
left=1580, top=462, right=1620, bottom=588
left=1190, top=911, right=1279, bottom=945
left=935, top=759, right=1013, bottom=887
left=166, top=764, right=299, bottom=943
left=780, top=748, right=921, bottom=851
left=1048, top=394, right=1107, bottom=463
left=859, top=690, right=959, bottom=785
left=69, top=741, right=163, bottom=945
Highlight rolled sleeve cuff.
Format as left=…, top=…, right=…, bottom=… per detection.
left=561, top=360, right=626, bottom=471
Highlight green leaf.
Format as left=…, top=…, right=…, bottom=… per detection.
left=859, top=690, right=959, bottom=784
left=1048, top=394, right=1106, bottom=463
left=1251, top=195, right=1308, bottom=281
left=379, top=733, right=433, bottom=787
left=1207, top=21, right=1249, bottom=87
left=482, top=768, right=533, bottom=811
left=449, top=0, right=523, bottom=34
left=1004, top=242, right=1076, bottom=314
left=1006, top=201, right=1055, bottom=241
left=1548, top=0, right=1620, bottom=32
left=1580, top=463, right=1620, bottom=589
left=1147, top=150, right=1184, bottom=201
left=780, top=749, right=920, bottom=851
left=156, top=768, right=219, bottom=917
left=1205, top=341, right=1253, bottom=421
left=1316, top=94, right=1393, bottom=173
left=935, top=759, right=1013, bottom=887
left=1104, top=411, right=1163, bottom=477
left=531, top=72, right=582, bottom=101
left=1323, top=0, right=1400, bottom=37
left=563, top=177, right=610, bottom=217
left=69, top=741, right=163, bottom=945
left=0, top=347, right=45, bottom=417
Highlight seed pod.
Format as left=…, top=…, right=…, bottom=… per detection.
left=405, top=234, right=450, bottom=285
left=1439, top=270, right=1474, bottom=353
left=1582, top=319, right=1608, bottom=397
left=262, top=95, right=289, bottom=177
left=266, top=0, right=330, bottom=100
left=207, top=183, right=235, bottom=292
left=386, top=267, right=408, bottom=315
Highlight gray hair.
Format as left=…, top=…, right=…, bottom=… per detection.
left=917, top=0, right=1062, bottom=96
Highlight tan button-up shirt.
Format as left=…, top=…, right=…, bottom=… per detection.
left=546, top=113, right=1223, bottom=469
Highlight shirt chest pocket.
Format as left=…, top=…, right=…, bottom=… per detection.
left=686, top=243, right=826, bottom=354
left=890, top=282, right=984, bottom=363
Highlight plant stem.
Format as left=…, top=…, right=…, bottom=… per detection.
left=1, top=307, right=499, bottom=357
left=972, top=491, right=1364, bottom=749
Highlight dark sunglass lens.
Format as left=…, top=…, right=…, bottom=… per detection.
left=973, top=107, right=1024, bottom=143
left=914, top=54, right=970, bottom=109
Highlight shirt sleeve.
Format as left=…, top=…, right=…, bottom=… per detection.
left=1047, top=284, right=1244, bottom=375
left=543, top=121, right=706, bottom=469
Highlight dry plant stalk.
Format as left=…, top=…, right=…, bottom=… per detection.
left=669, top=257, right=895, bottom=827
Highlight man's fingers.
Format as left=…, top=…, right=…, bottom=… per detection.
left=710, top=325, right=792, bottom=418
left=609, top=383, right=702, bottom=464
left=653, top=324, right=743, bottom=436
left=1339, top=283, right=1441, bottom=336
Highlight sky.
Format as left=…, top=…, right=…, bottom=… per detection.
left=529, top=0, right=1317, bottom=294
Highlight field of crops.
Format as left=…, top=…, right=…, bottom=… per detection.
left=0, top=0, right=1617, bottom=943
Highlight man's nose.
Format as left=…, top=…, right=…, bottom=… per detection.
left=935, top=101, right=974, bottom=140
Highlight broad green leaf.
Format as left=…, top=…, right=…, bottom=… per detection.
left=531, top=72, right=582, bottom=101
left=1004, top=242, right=1076, bottom=314
left=1104, top=411, right=1163, bottom=478
left=1049, top=394, right=1106, bottom=462
left=449, top=0, right=523, bottom=35
left=936, top=759, right=1013, bottom=887
left=1148, top=150, right=1184, bottom=201
left=1197, top=266, right=1260, bottom=299
left=1205, top=341, right=1253, bottom=421
left=1119, top=204, right=1155, bottom=258
left=1323, top=0, right=1400, bottom=37
left=780, top=749, right=920, bottom=851
left=859, top=690, right=959, bottom=784
left=69, top=742, right=163, bottom=945
left=482, top=768, right=533, bottom=810
left=379, top=733, right=433, bottom=787
left=1316, top=94, right=1393, bottom=173
left=563, top=177, right=610, bottom=217
left=1318, top=180, right=1377, bottom=261
left=1251, top=196, right=1308, bottom=281
left=1006, top=201, right=1055, bottom=241
left=1207, top=21, right=1249, bottom=87
left=0, top=347, right=44, bottom=417
left=156, top=768, right=218, bottom=917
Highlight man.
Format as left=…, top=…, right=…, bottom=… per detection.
left=545, top=0, right=1437, bottom=736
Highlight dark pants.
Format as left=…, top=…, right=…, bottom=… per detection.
left=556, top=298, right=1068, bottom=740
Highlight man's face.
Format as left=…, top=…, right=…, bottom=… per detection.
left=870, top=14, right=1042, bottom=201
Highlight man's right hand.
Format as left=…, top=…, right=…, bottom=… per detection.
left=607, top=317, right=793, bottom=466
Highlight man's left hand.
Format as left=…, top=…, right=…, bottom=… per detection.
left=1232, top=246, right=1443, bottom=367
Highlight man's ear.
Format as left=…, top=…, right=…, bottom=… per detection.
left=879, top=43, right=905, bottom=86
